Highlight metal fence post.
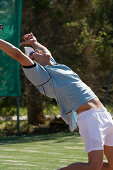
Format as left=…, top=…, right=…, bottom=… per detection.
left=16, top=97, right=20, bottom=135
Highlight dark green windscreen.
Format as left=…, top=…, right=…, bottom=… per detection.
left=0, top=0, right=22, bottom=96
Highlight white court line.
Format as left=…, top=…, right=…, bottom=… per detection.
left=60, top=160, right=69, bottom=163
left=0, top=147, right=41, bottom=153
left=7, top=168, right=25, bottom=170
left=64, top=146, right=84, bottom=149
left=21, top=149, right=65, bottom=156
left=0, top=155, right=33, bottom=159
left=0, top=160, right=26, bottom=163
left=0, top=162, right=37, bottom=167
left=2, top=148, right=65, bottom=155
left=0, top=148, right=17, bottom=151
left=22, top=149, right=40, bottom=153
left=63, top=155, right=87, bottom=159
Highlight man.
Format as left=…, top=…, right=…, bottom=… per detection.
left=0, top=33, right=113, bottom=170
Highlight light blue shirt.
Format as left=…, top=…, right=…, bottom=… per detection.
left=23, top=57, right=97, bottom=131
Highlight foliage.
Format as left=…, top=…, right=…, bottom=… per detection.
left=0, top=97, right=17, bottom=117
left=1, top=0, right=113, bottom=119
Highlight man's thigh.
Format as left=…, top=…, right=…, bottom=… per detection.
left=104, top=145, right=113, bottom=167
left=88, top=150, right=103, bottom=167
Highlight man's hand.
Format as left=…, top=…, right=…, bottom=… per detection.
left=20, top=32, right=37, bottom=46
left=20, top=32, right=52, bottom=56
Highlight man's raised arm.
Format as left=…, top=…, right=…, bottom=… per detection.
left=0, top=39, right=34, bottom=66
left=20, top=33, right=52, bottom=56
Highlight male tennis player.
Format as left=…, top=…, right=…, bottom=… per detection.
left=0, top=33, right=113, bottom=170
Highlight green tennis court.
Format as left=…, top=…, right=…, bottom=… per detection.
left=0, top=132, right=87, bottom=170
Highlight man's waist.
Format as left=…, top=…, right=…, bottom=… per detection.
left=76, top=98, right=104, bottom=114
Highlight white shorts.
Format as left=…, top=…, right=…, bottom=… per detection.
left=77, top=107, right=113, bottom=154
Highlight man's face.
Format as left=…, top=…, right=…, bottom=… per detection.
left=29, top=49, right=43, bottom=60
left=29, top=49, right=50, bottom=66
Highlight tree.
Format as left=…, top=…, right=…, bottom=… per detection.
left=21, top=0, right=47, bottom=125
left=21, top=0, right=113, bottom=122
left=25, top=81, right=45, bottom=125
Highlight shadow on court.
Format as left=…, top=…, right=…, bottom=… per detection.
left=0, top=132, right=80, bottom=145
